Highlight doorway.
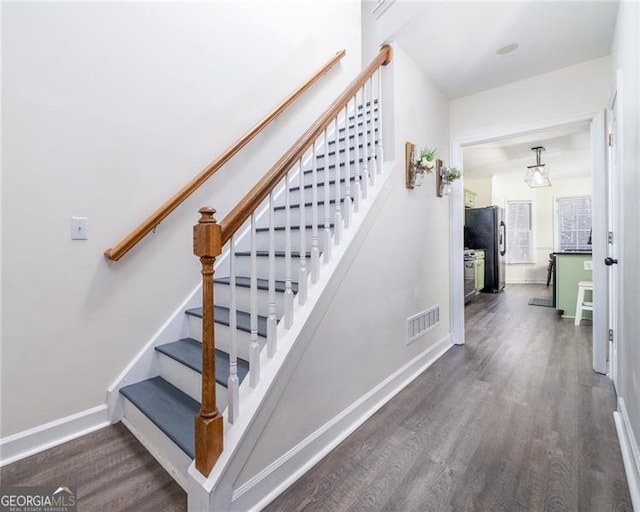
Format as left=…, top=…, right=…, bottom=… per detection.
left=449, top=113, right=609, bottom=375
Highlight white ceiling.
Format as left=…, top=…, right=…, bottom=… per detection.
left=390, top=1, right=619, bottom=100
left=462, top=122, right=592, bottom=181
left=378, top=0, right=618, bottom=181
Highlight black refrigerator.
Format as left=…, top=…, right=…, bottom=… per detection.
left=464, top=206, right=506, bottom=293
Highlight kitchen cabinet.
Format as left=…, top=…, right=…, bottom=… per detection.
left=554, top=252, right=593, bottom=319
left=475, top=250, right=485, bottom=293
left=463, top=188, right=477, bottom=208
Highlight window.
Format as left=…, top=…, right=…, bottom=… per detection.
left=506, top=200, right=533, bottom=263
left=556, top=196, right=592, bottom=252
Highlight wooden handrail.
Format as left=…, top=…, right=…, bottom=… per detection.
left=220, top=45, right=392, bottom=244
left=104, top=50, right=346, bottom=262
left=193, top=44, right=392, bottom=478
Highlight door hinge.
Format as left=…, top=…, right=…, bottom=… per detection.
left=608, top=231, right=614, bottom=244
left=608, top=133, right=615, bottom=147
left=609, top=329, right=614, bottom=342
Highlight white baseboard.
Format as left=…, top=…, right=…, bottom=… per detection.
left=505, top=279, right=547, bottom=285
left=0, top=405, right=110, bottom=467
left=614, top=398, right=640, bottom=511
left=230, top=335, right=453, bottom=512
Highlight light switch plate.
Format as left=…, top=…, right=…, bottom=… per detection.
left=71, top=217, right=88, bottom=240
left=584, top=260, right=593, bottom=271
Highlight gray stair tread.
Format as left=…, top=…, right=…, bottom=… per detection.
left=214, top=276, right=299, bottom=294
left=289, top=176, right=357, bottom=192
left=234, top=250, right=311, bottom=258
left=155, top=338, right=249, bottom=385
left=120, top=376, right=197, bottom=459
left=186, top=305, right=268, bottom=337
left=255, top=224, right=334, bottom=232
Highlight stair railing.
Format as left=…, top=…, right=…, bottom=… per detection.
left=193, top=44, right=393, bottom=477
left=104, top=50, right=346, bottom=262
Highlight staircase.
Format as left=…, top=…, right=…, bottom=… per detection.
left=116, top=102, right=380, bottom=490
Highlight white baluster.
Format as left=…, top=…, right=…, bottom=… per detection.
left=227, top=235, right=239, bottom=423
left=369, top=76, right=379, bottom=178
left=310, top=142, right=320, bottom=283
left=267, top=192, right=277, bottom=357
left=249, top=213, right=260, bottom=388
left=343, top=104, right=352, bottom=229
left=284, top=171, right=294, bottom=328
left=376, top=67, right=384, bottom=167
left=298, top=157, right=308, bottom=305
left=333, top=116, right=343, bottom=245
left=322, top=129, right=332, bottom=263
left=359, top=85, right=369, bottom=200
left=352, top=93, right=361, bottom=213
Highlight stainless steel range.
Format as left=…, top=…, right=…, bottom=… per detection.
left=464, top=249, right=476, bottom=304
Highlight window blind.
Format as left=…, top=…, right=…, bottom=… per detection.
left=507, top=200, right=533, bottom=263
left=556, top=196, right=592, bottom=252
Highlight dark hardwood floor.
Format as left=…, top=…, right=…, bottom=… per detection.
left=266, top=284, right=631, bottom=512
left=0, top=422, right=186, bottom=512
left=1, top=285, right=631, bottom=511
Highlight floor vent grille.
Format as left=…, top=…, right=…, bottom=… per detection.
left=407, top=305, right=440, bottom=344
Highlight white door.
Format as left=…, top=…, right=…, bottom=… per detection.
left=606, top=94, right=621, bottom=387
left=591, top=110, right=607, bottom=374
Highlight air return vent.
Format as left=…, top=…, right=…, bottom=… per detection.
left=407, top=305, right=440, bottom=344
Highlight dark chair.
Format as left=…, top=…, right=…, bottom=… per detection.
left=546, top=254, right=555, bottom=287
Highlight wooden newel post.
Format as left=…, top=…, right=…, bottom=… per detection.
left=193, top=207, right=223, bottom=476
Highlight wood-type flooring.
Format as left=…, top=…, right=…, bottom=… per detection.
left=266, top=284, right=632, bottom=511
left=1, top=285, right=632, bottom=511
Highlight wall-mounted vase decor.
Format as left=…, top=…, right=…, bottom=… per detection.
left=405, top=142, right=437, bottom=189
left=437, top=163, right=461, bottom=197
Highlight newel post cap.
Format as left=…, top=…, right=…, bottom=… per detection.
left=193, top=207, right=222, bottom=258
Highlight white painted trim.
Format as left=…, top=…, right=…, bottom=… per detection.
left=449, top=145, right=465, bottom=345
left=231, top=335, right=453, bottom=512
left=614, top=398, right=640, bottom=511
left=0, top=405, right=109, bottom=467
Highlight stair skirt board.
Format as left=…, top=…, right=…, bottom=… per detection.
left=185, top=162, right=399, bottom=511
left=121, top=399, right=192, bottom=491
left=230, top=336, right=453, bottom=512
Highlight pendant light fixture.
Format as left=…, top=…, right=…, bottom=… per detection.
left=524, top=146, right=551, bottom=188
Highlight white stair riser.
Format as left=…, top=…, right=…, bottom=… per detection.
left=156, top=353, right=227, bottom=411
left=188, top=315, right=266, bottom=362
left=233, top=254, right=307, bottom=283
left=255, top=228, right=328, bottom=253
left=287, top=182, right=355, bottom=207
left=121, top=399, right=192, bottom=490
left=215, top=281, right=286, bottom=318
left=269, top=202, right=341, bottom=227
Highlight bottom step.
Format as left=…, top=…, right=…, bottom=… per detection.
left=120, top=376, right=198, bottom=459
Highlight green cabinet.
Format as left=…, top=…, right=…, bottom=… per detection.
left=475, top=250, right=485, bottom=293
left=555, top=253, right=593, bottom=319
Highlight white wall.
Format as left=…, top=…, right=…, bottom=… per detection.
left=612, top=0, right=640, bottom=494
left=1, top=2, right=362, bottom=437
left=233, top=41, right=451, bottom=488
left=450, top=56, right=612, bottom=141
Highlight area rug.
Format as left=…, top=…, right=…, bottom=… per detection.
left=528, top=297, right=553, bottom=307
